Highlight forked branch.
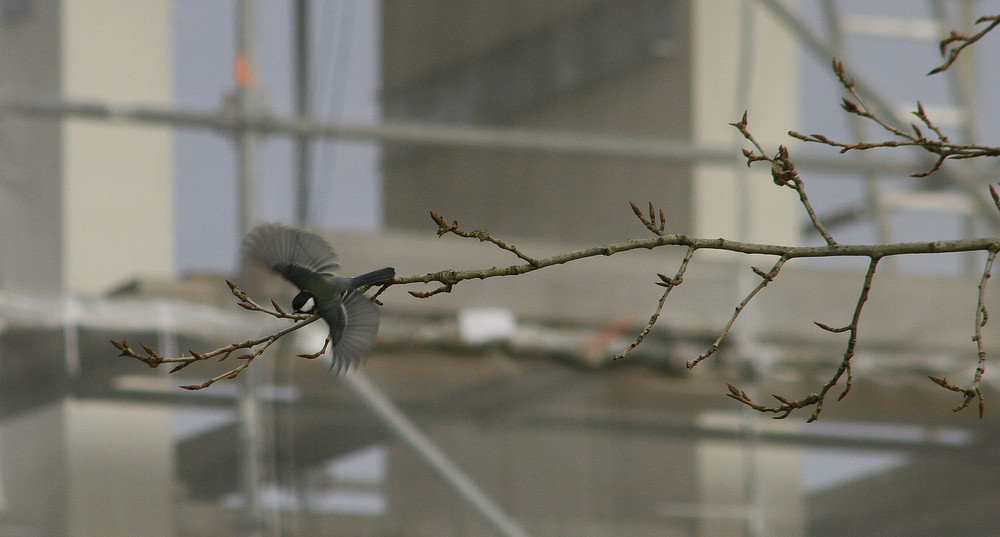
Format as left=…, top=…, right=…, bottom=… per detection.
left=726, top=257, right=881, bottom=422
left=790, top=60, right=1000, bottom=178
left=929, top=15, right=1000, bottom=75
left=732, top=112, right=836, bottom=246
left=112, top=280, right=319, bottom=389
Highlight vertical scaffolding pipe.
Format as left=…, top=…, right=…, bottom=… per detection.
left=235, top=1, right=266, bottom=535
left=293, top=0, right=311, bottom=225
left=235, top=0, right=259, bottom=237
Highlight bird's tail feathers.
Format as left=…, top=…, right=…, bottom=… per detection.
left=351, top=267, right=395, bottom=289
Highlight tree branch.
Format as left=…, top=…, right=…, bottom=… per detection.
left=111, top=45, right=1000, bottom=421
left=429, top=210, right=541, bottom=266
left=114, top=216, right=1000, bottom=399
left=726, top=256, right=881, bottom=421
left=790, top=60, right=1000, bottom=178
left=732, top=112, right=836, bottom=245
left=929, top=247, right=998, bottom=417
left=613, top=246, right=695, bottom=361
left=688, top=256, right=789, bottom=369
left=111, top=280, right=319, bottom=389
left=396, top=231, right=996, bottom=294
left=929, top=15, right=1000, bottom=75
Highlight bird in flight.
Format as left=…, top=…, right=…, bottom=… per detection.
left=242, top=223, right=395, bottom=373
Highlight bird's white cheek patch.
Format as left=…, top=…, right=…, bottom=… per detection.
left=301, top=297, right=315, bottom=313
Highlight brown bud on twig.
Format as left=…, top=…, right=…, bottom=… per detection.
left=656, top=273, right=676, bottom=286
left=814, top=321, right=849, bottom=333
left=630, top=202, right=643, bottom=219
left=728, top=111, right=749, bottom=131
left=929, top=375, right=957, bottom=390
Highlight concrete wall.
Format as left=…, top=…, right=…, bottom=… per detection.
left=0, top=399, right=174, bottom=537
left=381, top=0, right=798, bottom=246
left=0, top=0, right=65, bottom=291
left=0, top=0, right=174, bottom=294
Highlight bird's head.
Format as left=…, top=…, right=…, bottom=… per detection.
left=292, top=291, right=317, bottom=314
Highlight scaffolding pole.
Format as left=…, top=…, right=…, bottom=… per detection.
left=234, top=1, right=268, bottom=535
left=343, top=371, right=531, bottom=537
left=0, top=97, right=924, bottom=176
left=293, top=0, right=311, bottom=225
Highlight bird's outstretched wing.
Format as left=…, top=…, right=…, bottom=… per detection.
left=242, top=223, right=340, bottom=290
left=328, top=291, right=382, bottom=374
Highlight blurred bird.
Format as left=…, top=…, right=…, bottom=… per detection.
left=242, top=223, right=395, bottom=373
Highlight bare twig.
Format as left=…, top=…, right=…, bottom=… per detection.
left=929, top=247, right=998, bottom=417
left=929, top=15, right=1000, bottom=75
left=225, top=279, right=308, bottom=320
left=731, top=112, right=837, bottom=245
left=725, top=384, right=820, bottom=420
left=688, top=256, right=790, bottom=369
left=111, top=281, right=320, bottom=389
left=407, top=282, right=455, bottom=299
left=400, top=214, right=999, bottom=418
left=727, top=257, right=881, bottom=421
left=790, top=60, right=1000, bottom=178
left=430, top=210, right=541, bottom=266
left=613, top=246, right=695, bottom=360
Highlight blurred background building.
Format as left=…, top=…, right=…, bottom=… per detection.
left=1, top=1, right=999, bottom=536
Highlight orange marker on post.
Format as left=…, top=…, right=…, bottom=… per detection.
left=234, top=52, right=256, bottom=88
